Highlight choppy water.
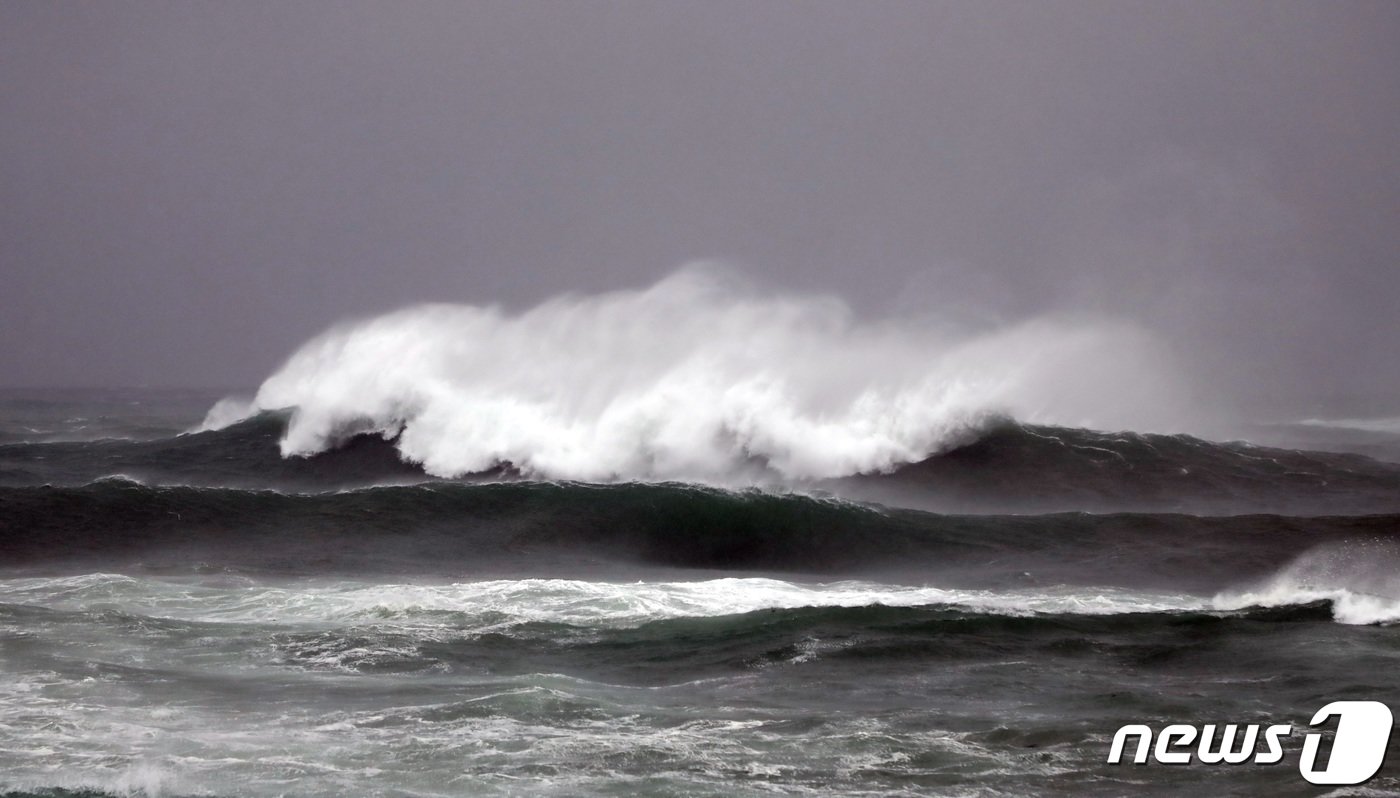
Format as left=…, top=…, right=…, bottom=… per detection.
left=2, top=391, right=1400, bottom=796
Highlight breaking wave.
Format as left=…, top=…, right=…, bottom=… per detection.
left=203, top=268, right=1194, bottom=482
left=0, top=573, right=1207, bottom=629
left=1215, top=540, right=1400, bottom=624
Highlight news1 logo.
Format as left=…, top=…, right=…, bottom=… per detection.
left=1107, top=701, right=1394, bottom=785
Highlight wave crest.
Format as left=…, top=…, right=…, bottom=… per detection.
left=1214, top=541, right=1400, bottom=625
left=209, top=267, right=1192, bottom=481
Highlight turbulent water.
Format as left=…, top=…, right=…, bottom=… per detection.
left=2, top=386, right=1400, bottom=797
left=198, top=270, right=1204, bottom=483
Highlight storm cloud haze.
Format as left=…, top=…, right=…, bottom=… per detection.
left=2, top=1, right=1397, bottom=421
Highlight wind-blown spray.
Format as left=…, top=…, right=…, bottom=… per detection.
left=206, top=267, right=1191, bottom=481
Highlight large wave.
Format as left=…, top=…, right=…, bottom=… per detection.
left=205, top=267, right=1193, bottom=482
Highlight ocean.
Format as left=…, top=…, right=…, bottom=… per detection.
left=1, top=387, right=1399, bottom=796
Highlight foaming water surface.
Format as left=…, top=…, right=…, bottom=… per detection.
left=203, top=270, right=1198, bottom=483
left=2, top=570, right=1398, bottom=798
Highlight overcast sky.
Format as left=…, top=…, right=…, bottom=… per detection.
left=2, top=1, right=1397, bottom=415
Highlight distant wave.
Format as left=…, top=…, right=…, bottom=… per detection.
left=201, top=268, right=1195, bottom=482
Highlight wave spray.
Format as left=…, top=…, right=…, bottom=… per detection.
left=205, top=267, right=1192, bottom=481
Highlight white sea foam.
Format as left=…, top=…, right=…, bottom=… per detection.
left=12, top=561, right=1397, bottom=631
left=202, top=267, right=1192, bottom=481
left=10, top=551, right=1400, bottom=627
left=0, top=573, right=1205, bottom=630
left=1, top=566, right=1389, bottom=795
left=1213, top=541, right=1400, bottom=625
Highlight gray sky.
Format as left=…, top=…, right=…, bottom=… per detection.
left=2, top=1, right=1397, bottom=416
